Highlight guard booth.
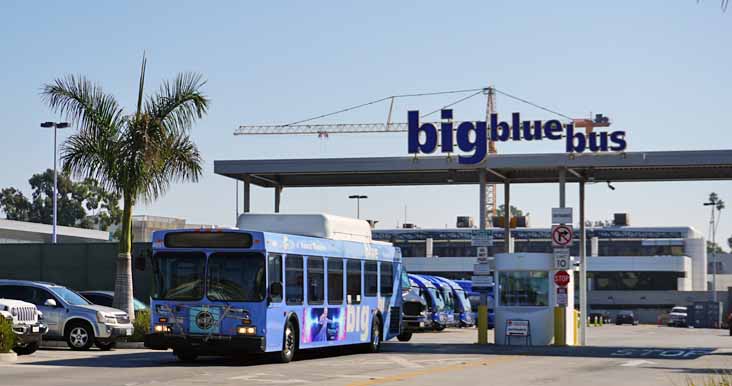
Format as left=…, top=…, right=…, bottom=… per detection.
left=494, top=253, right=575, bottom=346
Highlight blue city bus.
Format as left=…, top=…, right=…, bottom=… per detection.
left=408, top=274, right=448, bottom=330
left=454, top=280, right=494, bottom=329
left=421, top=275, right=458, bottom=328
left=432, top=277, right=474, bottom=327
left=144, top=226, right=403, bottom=363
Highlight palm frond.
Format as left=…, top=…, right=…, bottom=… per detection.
left=145, top=72, right=209, bottom=134
left=61, top=128, right=122, bottom=194
left=138, top=133, right=203, bottom=203
left=41, top=75, right=124, bottom=136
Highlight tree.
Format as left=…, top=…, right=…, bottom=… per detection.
left=41, top=55, right=208, bottom=319
left=496, top=205, right=526, bottom=217
left=728, top=235, right=732, bottom=251
left=0, top=169, right=121, bottom=231
left=707, top=241, right=725, bottom=254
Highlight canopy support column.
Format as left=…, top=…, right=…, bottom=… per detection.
left=243, top=176, right=251, bottom=213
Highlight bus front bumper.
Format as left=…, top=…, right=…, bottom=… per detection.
left=145, top=333, right=265, bottom=354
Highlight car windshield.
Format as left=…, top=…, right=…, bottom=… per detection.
left=51, top=286, right=90, bottom=306
left=153, top=252, right=205, bottom=300
left=133, top=299, right=148, bottom=311
left=619, top=311, right=634, bottom=316
left=671, top=307, right=686, bottom=313
left=207, top=252, right=265, bottom=302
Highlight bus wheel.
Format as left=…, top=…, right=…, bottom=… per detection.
left=174, top=349, right=198, bottom=362
left=366, top=318, right=381, bottom=353
left=277, top=320, right=296, bottom=363
left=397, top=331, right=412, bottom=342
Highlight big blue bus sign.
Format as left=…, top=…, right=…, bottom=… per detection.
left=407, top=109, right=627, bottom=164
left=145, top=228, right=402, bottom=363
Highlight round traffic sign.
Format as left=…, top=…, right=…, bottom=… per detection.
left=551, top=225, right=573, bottom=247
left=554, top=270, right=570, bottom=287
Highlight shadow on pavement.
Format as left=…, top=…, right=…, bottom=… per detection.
left=20, top=342, right=718, bottom=368
left=21, top=346, right=374, bottom=368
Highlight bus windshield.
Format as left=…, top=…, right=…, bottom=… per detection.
left=207, top=252, right=266, bottom=302
left=153, top=252, right=206, bottom=300
left=429, top=288, right=445, bottom=311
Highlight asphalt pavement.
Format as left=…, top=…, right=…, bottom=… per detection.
left=1, top=325, right=731, bottom=386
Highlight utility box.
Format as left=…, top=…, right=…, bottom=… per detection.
left=613, top=213, right=630, bottom=227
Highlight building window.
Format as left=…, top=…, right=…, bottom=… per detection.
left=365, top=261, right=378, bottom=296
left=307, top=256, right=325, bottom=305
left=347, top=259, right=361, bottom=304
left=327, top=258, right=344, bottom=304
left=498, top=271, right=549, bottom=307
left=285, top=255, right=304, bottom=305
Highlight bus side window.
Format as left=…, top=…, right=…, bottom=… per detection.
left=307, top=256, right=325, bottom=305
left=285, top=255, right=304, bottom=305
left=380, top=261, right=393, bottom=297
left=327, top=257, right=344, bottom=305
left=268, top=253, right=283, bottom=303
left=364, top=261, right=378, bottom=297
left=346, top=259, right=361, bottom=304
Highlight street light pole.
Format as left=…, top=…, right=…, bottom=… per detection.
left=41, top=121, right=69, bottom=244
left=348, top=195, right=368, bottom=219
left=704, top=193, right=724, bottom=302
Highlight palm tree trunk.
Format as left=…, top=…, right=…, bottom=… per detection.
left=112, top=193, right=135, bottom=321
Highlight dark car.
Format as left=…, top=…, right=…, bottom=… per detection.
left=79, top=291, right=148, bottom=314
left=615, top=310, right=639, bottom=325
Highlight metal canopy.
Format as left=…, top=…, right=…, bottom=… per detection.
left=214, top=150, right=732, bottom=188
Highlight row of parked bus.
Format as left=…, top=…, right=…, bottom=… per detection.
left=397, top=274, right=495, bottom=341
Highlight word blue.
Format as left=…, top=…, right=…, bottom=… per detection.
left=407, top=110, right=627, bottom=164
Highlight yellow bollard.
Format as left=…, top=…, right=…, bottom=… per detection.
left=554, top=307, right=566, bottom=346
left=477, top=304, right=488, bottom=344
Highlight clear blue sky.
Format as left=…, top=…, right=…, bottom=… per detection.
left=1, top=1, right=730, bottom=247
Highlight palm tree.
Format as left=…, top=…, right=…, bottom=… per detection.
left=41, top=56, right=209, bottom=319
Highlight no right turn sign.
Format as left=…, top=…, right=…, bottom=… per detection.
left=551, top=225, right=573, bottom=247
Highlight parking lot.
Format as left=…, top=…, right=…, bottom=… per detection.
left=0, top=326, right=730, bottom=386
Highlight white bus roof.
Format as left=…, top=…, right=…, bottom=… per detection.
left=237, top=213, right=373, bottom=243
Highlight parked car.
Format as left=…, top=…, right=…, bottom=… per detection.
left=0, top=280, right=134, bottom=350
left=615, top=310, right=639, bottom=326
left=668, top=306, right=688, bottom=327
left=0, top=298, right=47, bottom=355
left=79, top=291, right=149, bottom=314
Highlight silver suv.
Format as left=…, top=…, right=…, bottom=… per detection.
left=0, top=280, right=134, bottom=350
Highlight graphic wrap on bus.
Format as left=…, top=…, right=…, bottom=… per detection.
left=145, top=228, right=402, bottom=361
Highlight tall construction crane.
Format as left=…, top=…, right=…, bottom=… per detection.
left=235, top=86, right=609, bottom=225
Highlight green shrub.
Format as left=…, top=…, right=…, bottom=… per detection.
left=129, top=310, right=150, bottom=342
left=0, top=317, right=15, bottom=353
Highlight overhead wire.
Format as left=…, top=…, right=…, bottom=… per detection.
left=282, top=86, right=573, bottom=127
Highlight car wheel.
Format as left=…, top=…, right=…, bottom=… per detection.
left=95, top=340, right=116, bottom=351
left=66, top=322, right=94, bottom=351
left=434, top=325, right=445, bottom=331
left=276, top=320, right=297, bottom=363
left=397, top=331, right=413, bottom=342
left=174, top=349, right=199, bottom=362
left=13, top=342, right=39, bottom=355
left=365, top=318, right=381, bottom=353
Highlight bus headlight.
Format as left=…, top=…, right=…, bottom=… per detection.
left=153, top=324, right=171, bottom=333
left=237, top=326, right=256, bottom=335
